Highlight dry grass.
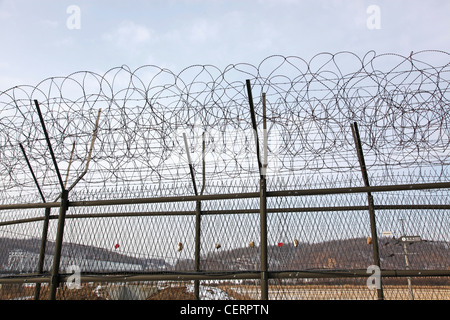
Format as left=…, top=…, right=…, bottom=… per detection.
left=147, top=284, right=252, bottom=300
left=1, top=283, right=449, bottom=300
left=216, top=285, right=253, bottom=300
left=147, top=286, right=195, bottom=300
left=0, top=283, right=106, bottom=300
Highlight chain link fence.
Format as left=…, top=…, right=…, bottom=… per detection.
left=0, top=51, right=449, bottom=300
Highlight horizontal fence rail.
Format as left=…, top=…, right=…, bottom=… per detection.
left=2, top=181, right=450, bottom=211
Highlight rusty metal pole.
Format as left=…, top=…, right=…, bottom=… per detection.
left=351, top=122, right=384, bottom=300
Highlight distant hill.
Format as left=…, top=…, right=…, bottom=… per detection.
left=1, top=236, right=448, bottom=282
left=0, top=237, right=169, bottom=272
left=175, top=237, right=450, bottom=273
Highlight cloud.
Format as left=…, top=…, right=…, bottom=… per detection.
left=41, top=19, right=59, bottom=28
left=103, top=20, right=156, bottom=48
left=0, top=0, right=14, bottom=19
left=256, top=0, right=301, bottom=7
left=188, top=19, right=219, bottom=43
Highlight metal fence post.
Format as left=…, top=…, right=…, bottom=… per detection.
left=34, top=207, right=51, bottom=300
left=34, top=100, right=69, bottom=300
left=351, top=122, right=384, bottom=300
left=194, top=200, right=201, bottom=300
left=19, top=143, right=51, bottom=300
left=183, top=132, right=202, bottom=300
left=49, top=189, right=69, bottom=300
left=246, top=79, right=269, bottom=300
left=259, top=177, right=269, bottom=300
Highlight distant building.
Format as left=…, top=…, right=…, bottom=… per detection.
left=6, top=249, right=144, bottom=273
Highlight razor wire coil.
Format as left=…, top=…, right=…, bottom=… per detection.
left=0, top=50, right=449, bottom=200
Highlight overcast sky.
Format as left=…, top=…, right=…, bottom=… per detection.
left=0, top=0, right=449, bottom=91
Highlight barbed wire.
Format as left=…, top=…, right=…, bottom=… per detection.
left=0, top=50, right=449, bottom=199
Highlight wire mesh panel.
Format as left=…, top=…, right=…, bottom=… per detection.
left=0, top=51, right=449, bottom=300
